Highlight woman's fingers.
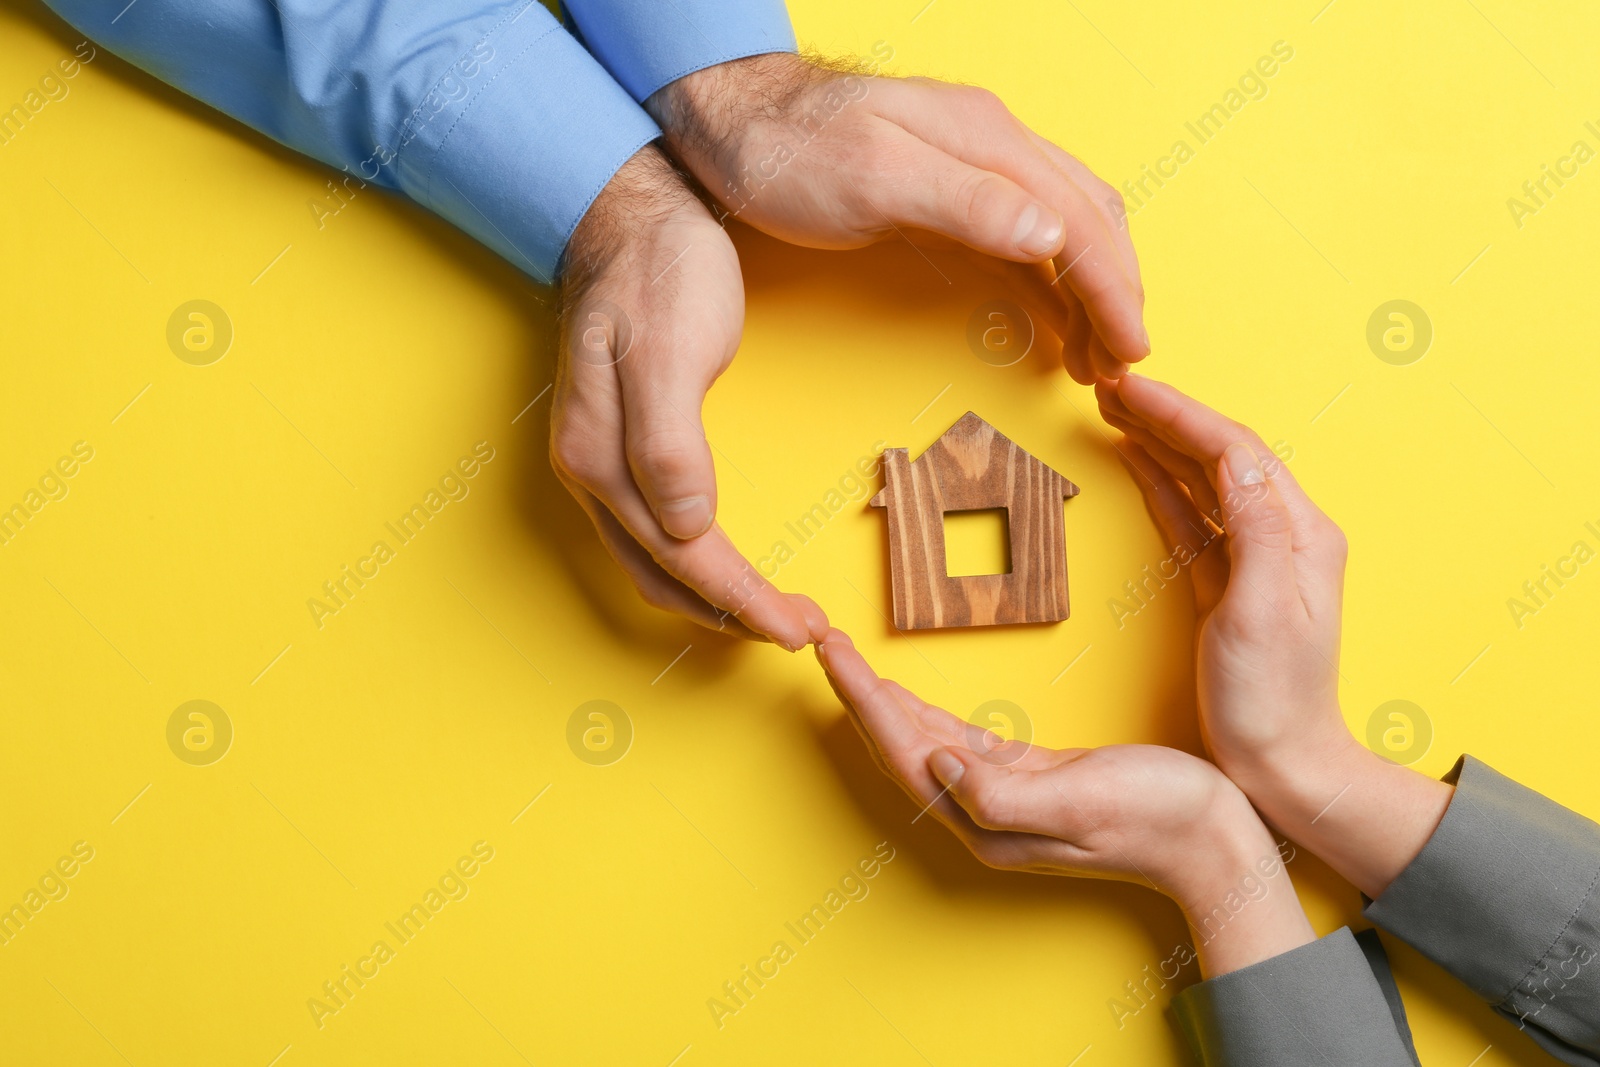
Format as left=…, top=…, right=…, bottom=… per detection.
left=1100, top=375, right=1312, bottom=509
left=815, top=631, right=1182, bottom=881
left=880, top=681, right=967, bottom=746
left=1100, top=375, right=1352, bottom=586
left=816, top=632, right=1059, bottom=856
left=926, top=746, right=1089, bottom=838
left=1213, top=443, right=1302, bottom=623
left=1100, top=407, right=1225, bottom=523
left=815, top=629, right=947, bottom=816
left=1118, top=441, right=1229, bottom=608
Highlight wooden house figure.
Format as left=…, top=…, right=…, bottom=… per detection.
left=868, top=412, right=1079, bottom=630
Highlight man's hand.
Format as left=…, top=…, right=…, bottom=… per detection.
left=647, top=53, right=1147, bottom=384
left=816, top=627, right=1315, bottom=978
left=554, top=145, right=826, bottom=648
left=1096, top=374, right=1453, bottom=897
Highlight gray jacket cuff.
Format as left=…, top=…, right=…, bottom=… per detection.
left=1171, top=927, right=1417, bottom=1066
left=1365, top=754, right=1600, bottom=1057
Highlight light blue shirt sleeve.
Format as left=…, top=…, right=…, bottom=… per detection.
left=39, top=0, right=663, bottom=283
left=563, top=0, right=798, bottom=101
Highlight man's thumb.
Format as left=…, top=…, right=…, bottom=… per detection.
left=622, top=370, right=719, bottom=540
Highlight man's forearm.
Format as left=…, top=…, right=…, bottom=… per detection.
left=42, top=0, right=661, bottom=285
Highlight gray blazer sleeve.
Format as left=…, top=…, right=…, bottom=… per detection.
left=1171, top=926, right=1419, bottom=1065
left=1365, top=755, right=1600, bottom=1064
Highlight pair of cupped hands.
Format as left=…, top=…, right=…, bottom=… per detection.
left=824, top=380, right=1452, bottom=979
left=557, top=53, right=1447, bottom=977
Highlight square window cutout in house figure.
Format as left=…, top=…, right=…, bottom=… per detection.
left=943, top=508, right=1012, bottom=577
left=869, top=412, right=1078, bottom=630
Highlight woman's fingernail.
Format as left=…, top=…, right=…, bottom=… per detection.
left=1223, top=441, right=1265, bottom=487
left=658, top=496, right=712, bottom=539
left=1012, top=203, right=1064, bottom=256
left=928, top=748, right=966, bottom=787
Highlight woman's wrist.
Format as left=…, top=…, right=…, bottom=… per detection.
left=1234, top=725, right=1455, bottom=900
left=1167, top=806, right=1316, bottom=979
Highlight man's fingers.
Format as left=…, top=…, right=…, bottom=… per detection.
left=553, top=466, right=764, bottom=639
left=553, top=390, right=818, bottom=649
left=963, top=255, right=1075, bottom=351
left=1025, top=132, right=1144, bottom=301
left=595, top=237, right=740, bottom=543
left=1087, top=333, right=1129, bottom=381
left=872, top=81, right=1147, bottom=363
left=866, top=127, right=1066, bottom=262
left=1061, top=288, right=1096, bottom=385
left=792, top=594, right=829, bottom=643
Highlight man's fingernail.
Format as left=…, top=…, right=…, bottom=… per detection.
left=1012, top=203, right=1064, bottom=256
left=1138, top=323, right=1151, bottom=353
left=658, top=496, right=712, bottom=539
left=1223, top=442, right=1265, bottom=487
left=929, top=748, right=966, bottom=787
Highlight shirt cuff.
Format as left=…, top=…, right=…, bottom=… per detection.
left=562, top=0, right=798, bottom=101
left=1171, top=927, right=1418, bottom=1066
left=1365, top=754, right=1600, bottom=1055
left=394, top=1, right=661, bottom=284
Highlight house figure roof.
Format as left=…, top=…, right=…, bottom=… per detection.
left=869, top=412, right=1078, bottom=630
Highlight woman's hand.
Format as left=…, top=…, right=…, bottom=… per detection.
left=816, top=628, right=1314, bottom=977
left=646, top=53, right=1147, bottom=383
left=1096, top=373, right=1452, bottom=897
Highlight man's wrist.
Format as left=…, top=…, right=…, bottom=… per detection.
left=644, top=53, right=817, bottom=195
left=563, top=143, right=697, bottom=292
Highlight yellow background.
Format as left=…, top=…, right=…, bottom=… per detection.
left=2, top=0, right=1598, bottom=1063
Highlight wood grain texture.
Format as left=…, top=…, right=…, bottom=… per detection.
left=868, top=412, right=1079, bottom=630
